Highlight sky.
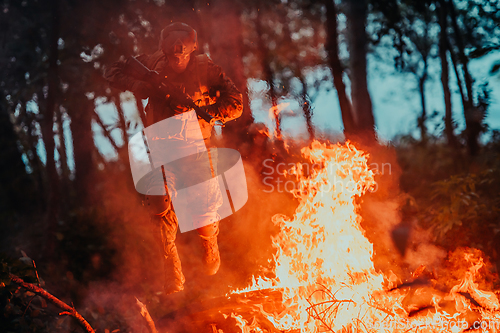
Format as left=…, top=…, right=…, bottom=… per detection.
left=250, top=50, right=500, bottom=143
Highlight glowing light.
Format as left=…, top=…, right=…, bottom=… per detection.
left=229, top=141, right=500, bottom=333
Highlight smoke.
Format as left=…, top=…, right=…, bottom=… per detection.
left=214, top=152, right=298, bottom=290
left=93, top=161, right=163, bottom=289
left=403, top=226, right=447, bottom=272
left=77, top=136, right=452, bottom=331
left=65, top=158, right=166, bottom=331
left=72, top=134, right=301, bottom=331
left=359, top=143, right=447, bottom=279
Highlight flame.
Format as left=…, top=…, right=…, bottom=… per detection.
left=268, top=102, right=290, bottom=120
left=231, top=313, right=265, bottom=333
left=268, top=141, right=384, bottom=332
left=448, top=254, right=500, bottom=311
left=229, top=141, right=500, bottom=333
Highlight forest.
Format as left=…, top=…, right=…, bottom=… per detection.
left=2, top=0, right=500, bottom=332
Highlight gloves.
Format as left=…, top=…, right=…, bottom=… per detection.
left=168, top=95, right=191, bottom=115
left=201, top=104, right=220, bottom=119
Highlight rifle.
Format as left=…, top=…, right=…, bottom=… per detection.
left=123, top=56, right=215, bottom=124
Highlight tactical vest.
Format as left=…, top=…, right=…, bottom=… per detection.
left=144, top=52, right=213, bottom=143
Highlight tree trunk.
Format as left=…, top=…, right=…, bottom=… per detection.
left=418, top=70, right=428, bottom=144
left=438, top=0, right=457, bottom=147
left=114, top=94, right=128, bottom=147
left=448, top=47, right=467, bottom=108
left=275, top=5, right=315, bottom=142
left=134, top=94, right=147, bottom=127
left=14, top=100, right=45, bottom=209
left=255, top=7, right=280, bottom=139
left=298, top=75, right=315, bottom=142
left=324, top=0, right=356, bottom=136
left=39, top=99, right=60, bottom=254
left=56, top=104, right=70, bottom=216
left=71, top=96, right=95, bottom=204
left=446, top=0, right=473, bottom=103
left=27, top=116, right=46, bottom=208
left=201, top=0, right=252, bottom=146
left=410, top=6, right=432, bottom=145
left=56, top=106, right=70, bottom=183
left=446, top=0, right=480, bottom=155
left=41, top=0, right=62, bottom=257
left=346, top=0, right=376, bottom=143
left=0, top=93, right=35, bottom=213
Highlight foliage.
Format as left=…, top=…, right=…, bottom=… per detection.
left=395, top=136, right=500, bottom=259
left=423, top=171, right=498, bottom=241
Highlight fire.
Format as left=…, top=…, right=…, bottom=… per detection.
left=267, top=140, right=384, bottom=331
left=227, top=141, right=500, bottom=333
left=268, top=102, right=290, bottom=121
left=267, top=102, right=290, bottom=138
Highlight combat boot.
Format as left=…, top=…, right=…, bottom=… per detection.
left=199, top=232, right=220, bottom=275
left=158, top=208, right=185, bottom=295
left=163, top=240, right=185, bottom=294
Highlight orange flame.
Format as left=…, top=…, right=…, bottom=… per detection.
left=229, top=141, right=500, bottom=333
left=268, top=102, right=290, bottom=120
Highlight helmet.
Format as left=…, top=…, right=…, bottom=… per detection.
left=159, top=22, right=198, bottom=56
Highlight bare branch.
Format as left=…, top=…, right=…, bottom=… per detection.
left=136, top=297, right=158, bottom=333
left=9, top=274, right=96, bottom=333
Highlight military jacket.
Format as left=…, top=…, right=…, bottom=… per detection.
left=104, top=50, right=243, bottom=141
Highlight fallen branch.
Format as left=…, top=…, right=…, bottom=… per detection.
left=136, top=297, right=158, bottom=333
left=9, top=274, right=95, bottom=333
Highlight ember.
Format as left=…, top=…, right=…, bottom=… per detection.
left=225, top=141, right=500, bottom=333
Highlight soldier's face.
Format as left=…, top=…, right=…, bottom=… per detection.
left=160, top=30, right=196, bottom=73
left=167, top=52, right=191, bottom=73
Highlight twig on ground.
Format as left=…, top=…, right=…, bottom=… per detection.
left=9, top=274, right=95, bottom=333
left=136, top=297, right=158, bottom=333
left=32, top=260, right=41, bottom=286
left=22, top=260, right=40, bottom=317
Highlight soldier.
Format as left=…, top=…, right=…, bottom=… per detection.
left=104, top=22, right=243, bottom=295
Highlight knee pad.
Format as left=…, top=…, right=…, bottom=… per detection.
left=143, top=184, right=172, bottom=215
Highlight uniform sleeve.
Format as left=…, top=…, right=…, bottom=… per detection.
left=203, top=61, right=243, bottom=123
left=103, top=54, right=154, bottom=100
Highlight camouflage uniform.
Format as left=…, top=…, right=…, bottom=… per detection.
left=104, top=23, right=243, bottom=294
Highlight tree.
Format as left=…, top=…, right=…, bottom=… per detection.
left=346, top=0, right=376, bottom=142
left=371, top=0, right=500, bottom=151
left=324, top=0, right=356, bottom=136
left=437, top=0, right=458, bottom=147
left=444, top=0, right=499, bottom=155
left=201, top=0, right=253, bottom=145
left=0, top=91, right=35, bottom=213
left=0, top=0, right=63, bottom=220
